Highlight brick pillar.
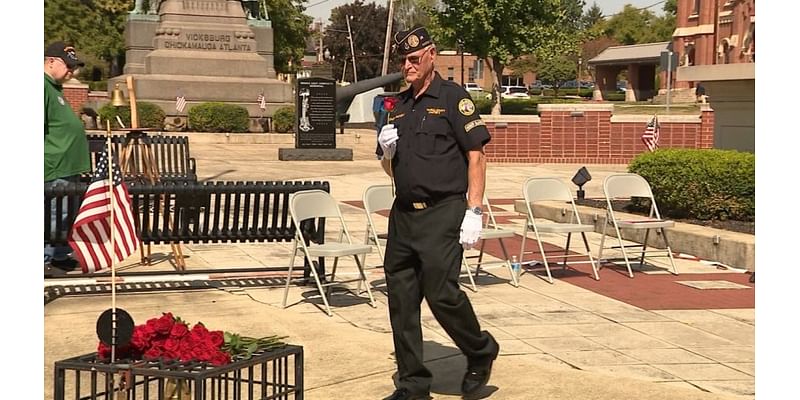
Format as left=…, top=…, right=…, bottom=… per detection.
left=626, top=64, right=639, bottom=102
left=62, top=78, right=90, bottom=114
left=699, top=104, right=715, bottom=148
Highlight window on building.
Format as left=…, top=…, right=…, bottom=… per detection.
left=468, top=68, right=475, bottom=81
left=692, top=0, right=701, bottom=15
left=683, top=43, right=696, bottom=66
left=447, top=67, right=454, bottom=80
left=474, top=60, right=483, bottom=79
left=719, top=40, right=732, bottom=64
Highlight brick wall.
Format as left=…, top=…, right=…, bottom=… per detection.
left=62, top=79, right=89, bottom=114
left=483, top=104, right=714, bottom=164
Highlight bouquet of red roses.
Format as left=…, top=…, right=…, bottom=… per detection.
left=97, top=312, right=285, bottom=366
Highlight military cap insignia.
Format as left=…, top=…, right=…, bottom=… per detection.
left=458, top=98, right=476, bottom=116
left=408, top=35, right=420, bottom=48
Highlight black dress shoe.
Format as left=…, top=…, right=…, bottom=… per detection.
left=461, top=336, right=500, bottom=396
left=382, top=388, right=431, bottom=400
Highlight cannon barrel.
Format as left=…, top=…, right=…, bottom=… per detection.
left=335, top=72, right=404, bottom=115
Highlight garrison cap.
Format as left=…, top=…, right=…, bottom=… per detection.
left=393, top=25, right=434, bottom=56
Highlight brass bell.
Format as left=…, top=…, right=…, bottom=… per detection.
left=110, top=83, right=127, bottom=107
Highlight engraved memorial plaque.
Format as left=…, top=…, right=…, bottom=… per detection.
left=296, top=77, right=336, bottom=149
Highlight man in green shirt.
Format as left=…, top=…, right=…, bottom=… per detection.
left=44, top=41, right=90, bottom=273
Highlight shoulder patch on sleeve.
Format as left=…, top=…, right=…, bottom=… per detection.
left=458, top=98, right=476, bottom=116
left=464, top=119, right=486, bottom=133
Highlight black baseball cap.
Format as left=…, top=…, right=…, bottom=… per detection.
left=45, top=41, right=85, bottom=69
left=393, top=25, right=434, bottom=56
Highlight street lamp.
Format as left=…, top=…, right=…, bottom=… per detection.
left=345, top=15, right=358, bottom=82
left=457, top=39, right=465, bottom=87
left=577, top=56, right=582, bottom=96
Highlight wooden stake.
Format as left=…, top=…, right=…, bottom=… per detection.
left=126, top=76, right=139, bottom=129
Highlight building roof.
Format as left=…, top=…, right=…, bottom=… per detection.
left=588, top=42, right=671, bottom=66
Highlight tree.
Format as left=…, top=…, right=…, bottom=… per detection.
left=393, top=0, right=438, bottom=31
left=602, top=4, right=672, bottom=45
left=324, top=0, right=391, bottom=82
left=431, top=0, right=573, bottom=115
left=536, top=55, right=577, bottom=96
left=44, top=0, right=129, bottom=78
left=581, top=2, right=604, bottom=30
left=261, top=0, right=313, bottom=75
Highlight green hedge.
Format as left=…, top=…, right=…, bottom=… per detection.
left=628, top=149, right=755, bottom=221
left=98, top=101, right=165, bottom=130
left=272, top=106, right=295, bottom=133
left=472, top=97, right=583, bottom=115
left=188, top=102, right=249, bottom=132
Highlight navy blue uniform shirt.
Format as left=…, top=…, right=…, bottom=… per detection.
left=388, top=73, right=491, bottom=205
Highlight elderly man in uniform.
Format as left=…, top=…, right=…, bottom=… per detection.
left=377, top=26, right=499, bottom=400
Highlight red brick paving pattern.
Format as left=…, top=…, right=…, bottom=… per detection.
left=343, top=199, right=754, bottom=310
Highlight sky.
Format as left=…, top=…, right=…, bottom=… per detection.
left=304, top=0, right=666, bottom=25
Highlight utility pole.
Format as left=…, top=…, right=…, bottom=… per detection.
left=381, top=0, right=395, bottom=76
left=346, top=15, right=358, bottom=82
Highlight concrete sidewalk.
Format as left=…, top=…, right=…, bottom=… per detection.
left=43, top=130, right=754, bottom=399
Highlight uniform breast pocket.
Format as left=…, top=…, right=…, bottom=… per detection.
left=415, top=118, right=452, bottom=156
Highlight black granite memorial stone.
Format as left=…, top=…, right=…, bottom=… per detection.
left=296, top=77, right=336, bottom=149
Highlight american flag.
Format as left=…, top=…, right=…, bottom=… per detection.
left=257, top=92, right=266, bottom=111
left=641, top=114, right=660, bottom=152
left=176, top=94, right=187, bottom=112
left=68, top=150, right=140, bottom=273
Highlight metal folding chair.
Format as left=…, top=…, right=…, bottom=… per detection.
left=361, top=184, right=394, bottom=268
left=597, top=173, right=679, bottom=277
left=461, top=195, right=519, bottom=290
left=282, top=190, right=376, bottom=316
left=518, top=177, right=599, bottom=283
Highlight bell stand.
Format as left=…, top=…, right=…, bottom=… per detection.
left=115, top=127, right=186, bottom=270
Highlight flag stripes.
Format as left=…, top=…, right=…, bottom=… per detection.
left=68, top=151, right=140, bottom=273
left=641, top=114, right=660, bottom=152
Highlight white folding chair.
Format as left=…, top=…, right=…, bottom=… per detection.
left=518, top=177, right=599, bottom=283
left=361, top=184, right=394, bottom=268
left=282, top=190, right=376, bottom=316
left=461, top=195, right=519, bottom=290
left=597, top=173, right=678, bottom=277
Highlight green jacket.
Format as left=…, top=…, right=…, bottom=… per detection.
left=44, top=74, right=90, bottom=181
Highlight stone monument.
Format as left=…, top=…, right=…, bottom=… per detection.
left=278, top=77, right=354, bottom=160
left=110, top=0, right=291, bottom=130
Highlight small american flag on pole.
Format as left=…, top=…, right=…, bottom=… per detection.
left=176, top=93, right=187, bottom=112
left=641, top=114, right=660, bottom=152
left=68, top=150, right=140, bottom=273
left=257, top=92, right=266, bottom=111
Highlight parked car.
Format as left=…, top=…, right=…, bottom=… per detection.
left=463, top=82, right=484, bottom=92
left=500, top=86, right=530, bottom=99
left=617, top=80, right=628, bottom=92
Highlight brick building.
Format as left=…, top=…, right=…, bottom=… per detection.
left=672, top=0, right=755, bottom=89
left=434, top=50, right=535, bottom=90
left=674, top=0, right=755, bottom=152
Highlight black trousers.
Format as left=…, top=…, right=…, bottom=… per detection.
left=383, top=196, right=496, bottom=394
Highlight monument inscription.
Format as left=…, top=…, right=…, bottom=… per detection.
left=296, top=78, right=336, bottom=149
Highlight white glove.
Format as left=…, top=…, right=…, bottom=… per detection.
left=459, top=210, right=483, bottom=249
left=378, top=123, right=399, bottom=159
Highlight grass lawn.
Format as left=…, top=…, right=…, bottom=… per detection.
left=605, top=102, right=701, bottom=115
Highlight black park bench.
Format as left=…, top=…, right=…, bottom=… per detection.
left=45, top=180, right=329, bottom=277
left=85, top=133, right=198, bottom=183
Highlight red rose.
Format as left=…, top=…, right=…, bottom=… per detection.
left=209, top=331, right=224, bottom=348
left=164, top=337, right=181, bottom=353
left=143, top=346, right=163, bottom=359
left=170, top=322, right=189, bottom=339
left=383, top=96, right=398, bottom=112
left=209, top=351, right=231, bottom=366
left=97, top=342, right=112, bottom=360
left=153, top=313, right=175, bottom=335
